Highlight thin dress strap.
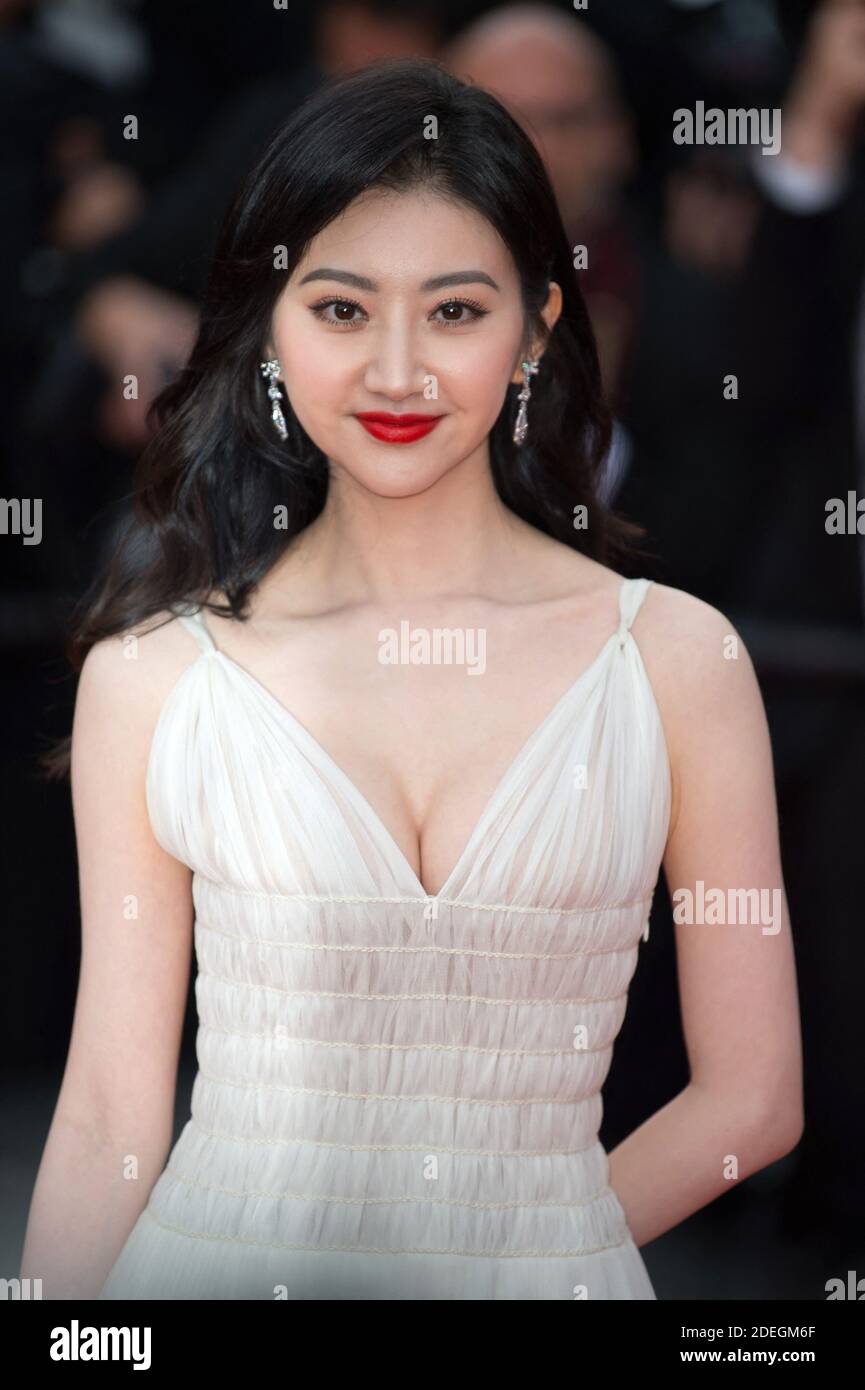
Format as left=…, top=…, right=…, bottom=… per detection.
left=173, top=604, right=217, bottom=655
left=616, top=576, right=653, bottom=647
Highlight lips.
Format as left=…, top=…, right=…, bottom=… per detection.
left=355, top=412, right=444, bottom=444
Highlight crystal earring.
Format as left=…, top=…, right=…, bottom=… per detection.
left=512, top=357, right=540, bottom=446
left=259, top=358, right=288, bottom=440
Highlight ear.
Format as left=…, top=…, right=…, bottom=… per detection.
left=509, top=280, right=562, bottom=384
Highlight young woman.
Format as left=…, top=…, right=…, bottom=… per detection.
left=22, top=58, right=802, bottom=1301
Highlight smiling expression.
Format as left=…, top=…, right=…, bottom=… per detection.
left=265, top=188, right=561, bottom=499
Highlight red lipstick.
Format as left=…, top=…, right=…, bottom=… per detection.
left=355, top=412, right=444, bottom=444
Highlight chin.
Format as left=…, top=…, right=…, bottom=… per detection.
left=335, top=458, right=457, bottom=500
left=358, top=472, right=451, bottom=500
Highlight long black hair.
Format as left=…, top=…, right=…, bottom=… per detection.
left=42, top=56, right=643, bottom=778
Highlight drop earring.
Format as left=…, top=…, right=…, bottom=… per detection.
left=512, top=357, right=540, bottom=446
left=259, top=358, right=288, bottom=440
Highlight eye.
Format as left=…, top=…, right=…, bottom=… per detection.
left=432, top=298, right=489, bottom=327
left=307, top=296, right=490, bottom=330
left=309, top=297, right=366, bottom=328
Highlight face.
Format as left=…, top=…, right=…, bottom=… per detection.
left=265, top=189, right=561, bottom=500
left=450, top=38, right=634, bottom=228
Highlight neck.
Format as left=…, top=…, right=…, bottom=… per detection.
left=274, top=443, right=534, bottom=608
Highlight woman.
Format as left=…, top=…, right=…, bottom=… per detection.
left=22, top=58, right=802, bottom=1301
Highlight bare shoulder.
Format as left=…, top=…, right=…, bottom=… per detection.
left=73, top=607, right=205, bottom=772
left=630, top=582, right=770, bottom=825
left=633, top=581, right=761, bottom=707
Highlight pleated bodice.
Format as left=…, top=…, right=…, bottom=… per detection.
left=98, top=575, right=671, bottom=1300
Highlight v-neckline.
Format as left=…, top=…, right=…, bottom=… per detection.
left=189, top=581, right=633, bottom=904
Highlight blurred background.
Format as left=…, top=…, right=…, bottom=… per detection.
left=2, top=0, right=864, bottom=1299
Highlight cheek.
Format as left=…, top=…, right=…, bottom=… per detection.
left=436, top=335, right=521, bottom=409
left=456, top=346, right=520, bottom=421
left=276, top=328, right=348, bottom=422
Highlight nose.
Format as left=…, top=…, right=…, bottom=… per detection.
left=363, top=312, right=427, bottom=401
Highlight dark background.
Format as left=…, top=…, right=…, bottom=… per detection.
left=2, top=0, right=864, bottom=1300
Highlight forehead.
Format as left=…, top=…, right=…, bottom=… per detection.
left=290, top=189, right=516, bottom=288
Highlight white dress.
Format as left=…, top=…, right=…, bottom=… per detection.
left=98, top=575, right=670, bottom=1300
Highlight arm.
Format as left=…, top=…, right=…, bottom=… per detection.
left=736, top=0, right=865, bottom=427
left=20, top=624, right=195, bottom=1299
left=779, top=0, right=865, bottom=180
left=607, top=586, right=804, bottom=1249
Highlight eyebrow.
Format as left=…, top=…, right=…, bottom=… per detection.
left=297, top=269, right=500, bottom=292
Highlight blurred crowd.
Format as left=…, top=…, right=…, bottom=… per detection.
left=2, top=0, right=865, bottom=1253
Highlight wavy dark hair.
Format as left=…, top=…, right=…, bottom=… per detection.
left=42, top=56, right=645, bottom=779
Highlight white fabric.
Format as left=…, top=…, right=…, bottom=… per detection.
left=98, top=575, right=671, bottom=1300
left=750, top=144, right=848, bottom=215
